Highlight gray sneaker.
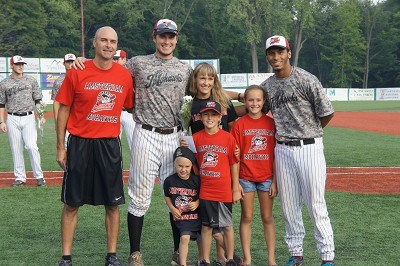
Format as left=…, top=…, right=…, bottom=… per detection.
left=105, top=255, right=123, bottom=266
left=37, top=178, right=46, bottom=187
left=12, top=180, right=25, bottom=187
left=128, top=251, right=144, bottom=266
left=59, top=259, right=72, bottom=266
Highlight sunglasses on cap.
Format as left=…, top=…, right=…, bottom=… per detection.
left=154, top=19, right=178, bottom=34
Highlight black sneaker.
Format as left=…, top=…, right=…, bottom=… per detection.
left=199, top=260, right=211, bottom=266
left=105, top=254, right=123, bottom=266
left=59, top=259, right=72, bottom=266
left=12, top=180, right=25, bottom=187
left=226, top=259, right=237, bottom=266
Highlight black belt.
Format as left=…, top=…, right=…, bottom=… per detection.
left=277, top=138, right=315, bottom=146
left=7, top=111, right=33, bottom=116
left=141, top=124, right=182, bottom=135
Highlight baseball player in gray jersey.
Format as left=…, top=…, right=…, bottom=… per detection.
left=124, top=19, right=192, bottom=266
left=113, top=49, right=135, bottom=151
left=52, top=53, right=76, bottom=127
left=0, top=55, right=46, bottom=187
left=261, top=36, right=335, bottom=266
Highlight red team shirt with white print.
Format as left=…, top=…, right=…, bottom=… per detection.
left=231, top=114, right=275, bottom=182
left=55, top=60, right=134, bottom=138
left=193, top=129, right=239, bottom=203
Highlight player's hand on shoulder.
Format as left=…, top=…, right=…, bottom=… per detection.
left=72, top=57, right=87, bottom=70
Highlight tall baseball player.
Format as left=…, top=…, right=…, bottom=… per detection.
left=113, top=49, right=135, bottom=151
left=260, top=35, right=335, bottom=266
left=0, top=55, right=46, bottom=187
left=52, top=53, right=76, bottom=127
left=124, top=19, right=192, bottom=266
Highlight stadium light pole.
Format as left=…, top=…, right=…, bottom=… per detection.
left=81, top=0, right=85, bottom=57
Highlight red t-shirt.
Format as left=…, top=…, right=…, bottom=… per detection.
left=55, top=61, right=134, bottom=138
left=231, top=114, right=275, bottom=182
left=193, top=129, right=239, bottom=202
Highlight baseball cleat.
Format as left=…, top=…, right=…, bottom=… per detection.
left=37, top=178, right=46, bottom=187
left=285, top=256, right=305, bottom=266
left=105, top=254, right=123, bottom=266
left=12, top=180, right=25, bottom=187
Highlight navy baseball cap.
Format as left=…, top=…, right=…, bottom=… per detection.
left=199, top=100, right=222, bottom=115
left=154, top=19, right=178, bottom=35
left=173, top=147, right=196, bottom=165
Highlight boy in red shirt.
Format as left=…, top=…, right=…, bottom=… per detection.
left=192, top=100, right=242, bottom=266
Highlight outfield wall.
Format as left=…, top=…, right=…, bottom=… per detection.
left=1, top=57, right=399, bottom=102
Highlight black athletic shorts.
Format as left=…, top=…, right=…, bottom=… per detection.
left=61, top=135, right=124, bottom=207
left=200, top=199, right=233, bottom=228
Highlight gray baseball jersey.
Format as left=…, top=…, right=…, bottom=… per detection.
left=51, top=74, right=66, bottom=100
left=0, top=74, right=42, bottom=113
left=125, top=54, right=192, bottom=127
left=260, top=67, right=334, bottom=142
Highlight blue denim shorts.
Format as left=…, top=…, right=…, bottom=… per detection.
left=239, top=178, right=273, bottom=193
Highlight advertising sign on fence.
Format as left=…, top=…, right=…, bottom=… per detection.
left=40, top=58, right=65, bottom=73
left=247, top=73, right=274, bottom=85
left=349, top=88, right=374, bottom=101
left=376, top=88, right=400, bottom=100
left=221, top=73, right=247, bottom=87
left=326, top=88, right=348, bottom=101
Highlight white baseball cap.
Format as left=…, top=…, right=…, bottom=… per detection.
left=10, top=55, right=27, bottom=65
left=64, top=53, right=76, bottom=62
left=265, top=35, right=291, bottom=51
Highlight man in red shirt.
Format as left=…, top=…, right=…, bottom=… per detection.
left=55, top=26, right=134, bottom=266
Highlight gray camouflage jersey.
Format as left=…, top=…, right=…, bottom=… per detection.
left=51, top=74, right=66, bottom=100
left=125, top=54, right=192, bottom=127
left=0, top=74, right=42, bottom=113
left=261, top=67, right=334, bottom=142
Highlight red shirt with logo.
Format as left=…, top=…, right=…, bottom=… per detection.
left=56, top=61, right=134, bottom=138
left=231, top=114, right=275, bottom=182
left=193, top=129, right=239, bottom=202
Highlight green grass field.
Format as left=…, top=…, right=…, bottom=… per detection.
left=0, top=101, right=399, bottom=265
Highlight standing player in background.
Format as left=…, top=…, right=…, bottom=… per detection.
left=52, top=53, right=76, bottom=128
left=113, top=49, right=135, bottom=151
left=230, top=85, right=277, bottom=266
left=56, top=26, right=134, bottom=266
left=0, top=55, right=46, bottom=187
left=261, top=35, right=335, bottom=266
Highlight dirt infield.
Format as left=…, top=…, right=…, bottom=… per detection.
left=1, top=111, right=398, bottom=194
left=0, top=168, right=399, bottom=194
left=329, top=111, right=400, bottom=136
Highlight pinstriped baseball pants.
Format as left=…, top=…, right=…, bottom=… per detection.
left=6, top=114, right=43, bottom=181
left=127, top=123, right=180, bottom=217
left=275, top=137, right=335, bottom=261
left=120, top=110, right=135, bottom=151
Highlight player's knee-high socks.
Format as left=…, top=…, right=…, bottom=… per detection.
left=127, top=213, right=144, bottom=254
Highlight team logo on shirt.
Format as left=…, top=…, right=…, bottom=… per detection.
left=175, top=195, right=192, bottom=213
left=248, top=135, right=267, bottom=153
left=201, top=151, right=218, bottom=168
left=91, top=91, right=116, bottom=113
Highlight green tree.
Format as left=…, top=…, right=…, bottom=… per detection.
left=321, top=0, right=366, bottom=87
left=42, top=0, right=81, bottom=57
left=0, top=0, right=48, bottom=56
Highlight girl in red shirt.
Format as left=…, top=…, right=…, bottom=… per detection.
left=230, top=85, right=277, bottom=266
